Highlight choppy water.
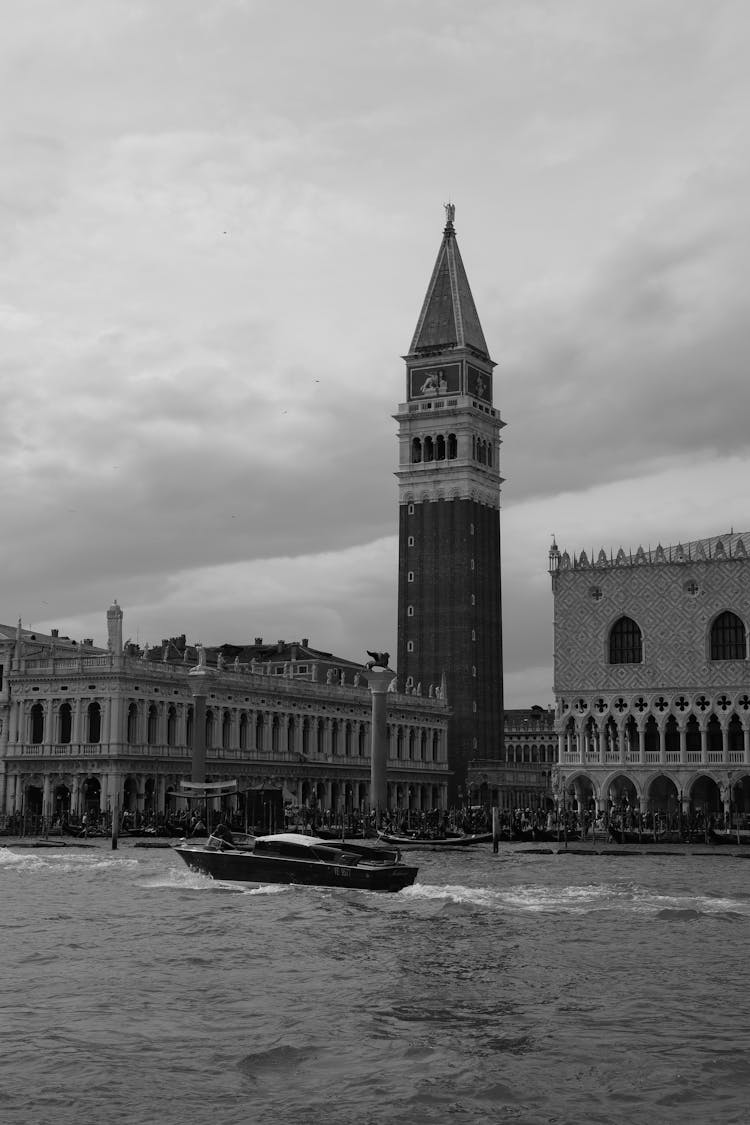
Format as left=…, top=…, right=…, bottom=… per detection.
left=3, top=841, right=750, bottom=1125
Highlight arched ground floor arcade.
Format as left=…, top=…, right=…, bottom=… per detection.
left=0, top=756, right=450, bottom=832
left=553, top=766, right=750, bottom=831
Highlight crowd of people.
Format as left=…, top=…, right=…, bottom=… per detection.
left=0, top=802, right=743, bottom=842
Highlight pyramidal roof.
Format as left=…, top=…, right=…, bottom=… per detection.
left=408, top=205, right=491, bottom=361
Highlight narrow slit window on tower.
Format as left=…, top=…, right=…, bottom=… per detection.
left=407, top=571, right=414, bottom=582
left=407, top=605, right=414, bottom=617
left=408, top=503, right=414, bottom=515
left=407, top=641, right=414, bottom=653
left=408, top=535, right=414, bottom=547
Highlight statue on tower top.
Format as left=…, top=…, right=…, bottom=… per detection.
left=444, top=200, right=455, bottom=225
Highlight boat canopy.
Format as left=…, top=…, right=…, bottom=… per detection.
left=179, top=779, right=238, bottom=796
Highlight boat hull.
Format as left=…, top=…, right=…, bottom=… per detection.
left=377, top=831, right=492, bottom=849
left=175, top=845, right=418, bottom=892
left=609, top=828, right=691, bottom=845
left=709, top=830, right=750, bottom=846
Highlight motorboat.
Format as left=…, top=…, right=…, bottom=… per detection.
left=377, top=829, right=492, bottom=849
left=174, top=831, right=418, bottom=892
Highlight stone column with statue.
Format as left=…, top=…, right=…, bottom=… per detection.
left=189, top=645, right=214, bottom=783
left=365, top=651, right=393, bottom=826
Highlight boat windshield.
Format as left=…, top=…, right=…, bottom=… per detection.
left=205, top=831, right=256, bottom=851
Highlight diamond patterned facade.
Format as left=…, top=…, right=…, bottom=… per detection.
left=550, top=533, right=750, bottom=817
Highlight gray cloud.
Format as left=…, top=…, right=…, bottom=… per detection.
left=2, top=0, right=750, bottom=708
left=497, top=166, right=750, bottom=508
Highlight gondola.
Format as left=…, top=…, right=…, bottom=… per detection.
left=608, top=827, right=685, bottom=845
left=376, top=829, right=492, bottom=849
left=709, top=828, right=750, bottom=846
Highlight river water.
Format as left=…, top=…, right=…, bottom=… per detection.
left=2, top=839, right=750, bottom=1125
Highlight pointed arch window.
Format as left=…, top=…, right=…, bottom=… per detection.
left=710, top=611, right=746, bottom=660
left=609, top=616, right=642, bottom=664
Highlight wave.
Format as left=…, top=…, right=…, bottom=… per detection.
left=403, top=880, right=750, bottom=918
left=140, top=866, right=289, bottom=895
left=638, top=891, right=750, bottom=918
left=0, top=848, right=138, bottom=875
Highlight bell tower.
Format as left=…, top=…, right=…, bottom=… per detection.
left=395, top=205, right=505, bottom=800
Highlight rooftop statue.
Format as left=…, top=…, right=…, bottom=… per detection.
left=366, top=650, right=390, bottom=670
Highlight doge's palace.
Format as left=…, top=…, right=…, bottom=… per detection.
left=549, top=531, right=750, bottom=820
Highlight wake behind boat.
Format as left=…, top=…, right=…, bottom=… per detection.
left=377, top=829, right=492, bottom=849
left=175, top=830, right=418, bottom=892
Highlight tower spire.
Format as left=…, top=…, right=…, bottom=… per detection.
left=408, top=203, right=490, bottom=360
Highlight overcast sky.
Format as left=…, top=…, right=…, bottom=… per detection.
left=3, top=1, right=749, bottom=707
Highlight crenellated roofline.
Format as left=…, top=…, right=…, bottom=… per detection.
left=550, top=530, right=750, bottom=572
